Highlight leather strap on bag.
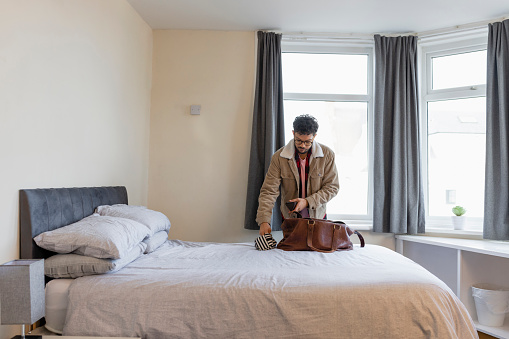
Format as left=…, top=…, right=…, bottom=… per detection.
left=306, top=220, right=343, bottom=253
left=306, top=220, right=365, bottom=252
left=276, top=217, right=366, bottom=252
left=332, top=220, right=365, bottom=248
left=307, top=220, right=341, bottom=253
left=346, top=227, right=365, bottom=247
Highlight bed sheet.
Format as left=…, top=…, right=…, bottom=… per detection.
left=63, top=241, right=478, bottom=339
left=45, top=278, right=73, bottom=334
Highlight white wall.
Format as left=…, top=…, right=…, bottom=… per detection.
left=0, top=1, right=152, bottom=337
left=0, top=9, right=395, bottom=337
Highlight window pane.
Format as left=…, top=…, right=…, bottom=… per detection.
left=427, top=98, right=486, bottom=219
left=432, top=50, right=487, bottom=90
left=284, top=100, right=368, bottom=215
left=282, top=53, right=367, bottom=95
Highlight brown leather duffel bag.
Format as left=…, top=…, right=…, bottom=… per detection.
left=277, top=218, right=365, bottom=253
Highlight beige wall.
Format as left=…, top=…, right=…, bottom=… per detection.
left=149, top=30, right=257, bottom=242
left=0, top=1, right=152, bottom=336
left=0, top=9, right=394, bottom=336
left=148, top=29, right=395, bottom=250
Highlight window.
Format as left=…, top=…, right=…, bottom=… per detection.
left=421, top=36, right=487, bottom=231
left=431, top=50, right=487, bottom=90
left=280, top=32, right=487, bottom=231
left=281, top=43, right=373, bottom=221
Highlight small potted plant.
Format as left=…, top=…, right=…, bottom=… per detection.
left=451, top=206, right=466, bottom=230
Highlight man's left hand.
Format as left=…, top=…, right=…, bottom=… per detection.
left=288, top=198, right=308, bottom=214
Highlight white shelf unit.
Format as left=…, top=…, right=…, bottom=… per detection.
left=395, top=235, right=509, bottom=339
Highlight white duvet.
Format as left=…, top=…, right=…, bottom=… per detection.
left=63, top=241, right=478, bottom=339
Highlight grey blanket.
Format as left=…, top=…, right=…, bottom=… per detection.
left=63, top=241, right=478, bottom=338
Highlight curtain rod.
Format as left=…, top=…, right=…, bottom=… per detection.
left=416, top=16, right=507, bottom=39
left=270, top=15, right=508, bottom=42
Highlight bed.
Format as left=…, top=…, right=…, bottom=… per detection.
left=20, top=186, right=479, bottom=339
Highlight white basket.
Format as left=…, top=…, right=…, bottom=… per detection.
left=472, top=283, right=509, bottom=327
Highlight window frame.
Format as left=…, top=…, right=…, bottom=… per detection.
left=281, top=39, right=375, bottom=224
left=419, top=34, right=488, bottom=231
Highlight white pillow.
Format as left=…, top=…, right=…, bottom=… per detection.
left=96, top=204, right=171, bottom=236
left=34, top=214, right=149, bottom=259
left=143, top=230, right=168, bottom=253
left=44, top=242, right=146, bottom=278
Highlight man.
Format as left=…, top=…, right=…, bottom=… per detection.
left=257, top=114, right=340, bottom=235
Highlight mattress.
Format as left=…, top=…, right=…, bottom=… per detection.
left=61, top=241, right=478, bottom=338
left=45, top=278, right=73, bottom=334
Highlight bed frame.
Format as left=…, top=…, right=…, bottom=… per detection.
left=19, top=186, right=128, bottom=260
left=17, top=188, right=479, bottom=339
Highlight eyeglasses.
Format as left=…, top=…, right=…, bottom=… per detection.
left=294, top=138, right=313, bottom=146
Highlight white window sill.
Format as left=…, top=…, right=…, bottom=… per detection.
left=328, top=220, right=483, bottom=239
left=423, top=227, right=483, bottom=240
left=395, top=234, right=509, bottom=258
left=339, top=220, right=373, bottom=231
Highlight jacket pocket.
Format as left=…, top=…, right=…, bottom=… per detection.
left=282, top=176, right=297, bottom=189
left=309, top=173, right=323, bottom=193
left=281, top=176, right=298, bottom=200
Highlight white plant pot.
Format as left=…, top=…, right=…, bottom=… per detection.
left=452, top=216, right=465, bottom=230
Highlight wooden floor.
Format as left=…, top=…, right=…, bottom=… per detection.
left=479, top=331, right=498, bottom=339
left=30, top=326, right=58, bottom=335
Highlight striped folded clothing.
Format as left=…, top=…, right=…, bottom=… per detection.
left=254, top=234, right=277, bottom=251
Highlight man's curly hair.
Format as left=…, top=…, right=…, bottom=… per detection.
left=293, top=114, right=319, bottom=135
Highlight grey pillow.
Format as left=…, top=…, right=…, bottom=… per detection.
left=96, top=204, right=171, bottom=236
left=44, top=243, right=147, bottom=278
left=143, top=230, right=168, bottom=253
left=34, top=214, right=150, bottom=259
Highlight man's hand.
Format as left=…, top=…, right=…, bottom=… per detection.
left=288, top=198, right=309, bottom=214
left=259, top=222, right=272, bottom=235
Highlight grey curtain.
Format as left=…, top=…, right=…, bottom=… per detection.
left=484, top=19, right=509, bottom=240
left=373, top=34, right=425, bottom=234
left=244, top=31, right=285, bottom=231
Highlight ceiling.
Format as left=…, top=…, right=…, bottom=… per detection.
left=127, top=0, right=509, bottom=35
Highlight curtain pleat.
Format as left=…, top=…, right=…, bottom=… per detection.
left=484, top=19, right=509, bottom=240
left=244, top=31, right=285, bottom=231
left=373, top=35, right=425, bottom=234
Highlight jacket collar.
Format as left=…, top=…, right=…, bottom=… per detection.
left=280, top=139, right=324, bottom=160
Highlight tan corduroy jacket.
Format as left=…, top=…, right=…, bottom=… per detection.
left=256, top=139, right=340, bottom=226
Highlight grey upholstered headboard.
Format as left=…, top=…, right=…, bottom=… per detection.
left=19, top=186, right=128, bottom=260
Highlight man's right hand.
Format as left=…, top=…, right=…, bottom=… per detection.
left=259, top=222, right=272, bottom=235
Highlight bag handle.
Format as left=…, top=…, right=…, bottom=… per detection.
left=331, top=220, right=365, bottom=247
left=306, top=220, right=342, bottom=253
left=347, top=228, right=365, bottom=247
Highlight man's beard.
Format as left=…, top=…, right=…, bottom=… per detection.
left=296, top=144, right=310, bottom=154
